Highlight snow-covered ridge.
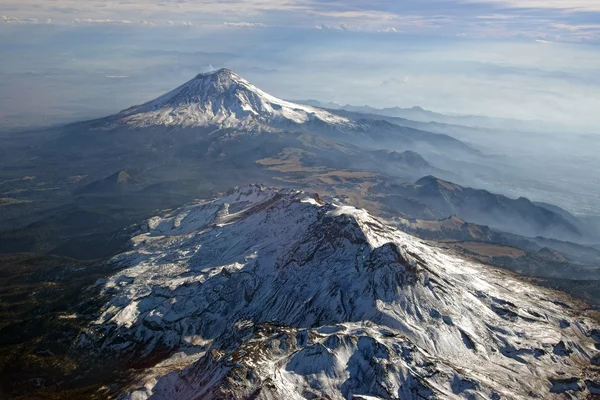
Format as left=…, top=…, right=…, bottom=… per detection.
left=110, top=69, right=354, bottom=129
left=85, top=184, right=599, bottom=399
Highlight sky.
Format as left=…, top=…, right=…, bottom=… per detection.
left=1, top=0, right=600, bottom=131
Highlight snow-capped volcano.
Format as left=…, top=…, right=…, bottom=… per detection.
left=95, top=69, right=481, bottom=158
left=111, top=68, right=353, bottom=129
left=83, top=184, right=599, bottom=399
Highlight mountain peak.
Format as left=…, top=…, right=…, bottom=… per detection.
left=108, top=69, right=352, bottom=129
left=75, top=169, right=141, bottom=195
left=194, top=67, right=237, bottom=80
left=415, top=175, right=441, bottom=185
left=192, top=68, right=245, bottom=86
left=83, top=185, right=597, bottom=399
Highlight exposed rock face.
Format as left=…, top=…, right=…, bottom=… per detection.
left=82, top=184, right=599, bottom=399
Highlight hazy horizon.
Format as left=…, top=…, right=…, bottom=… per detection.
left=1, top=0, right=600, bottom=132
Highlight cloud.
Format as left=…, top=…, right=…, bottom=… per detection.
left=0, top=0, right=313, bottom=21
left=202, top=64, right=218, bottom=73
left=315, top=23, right=352, bottom=31
left=167, top=20, right=194, bottom=26
left=73, top=18, right=192, bottom=26
left=552, top=23, right=600, bottom=32
left=308, top=9, right=399, bottom=21
left=74, top=18, right=133, bottom=24
left=1, top=0, right=600, bottom=42
left=465, top=0, right=600, bottom=12
left=223, top=22, right=267, bottom=28
left=1, top=15, right=39, bottom=24
left=1, top=15, right=189, bottom=27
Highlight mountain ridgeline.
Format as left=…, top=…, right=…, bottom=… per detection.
left=372, top=176, right=584, bottom=242
left=82, top=185, right=599, bottom=399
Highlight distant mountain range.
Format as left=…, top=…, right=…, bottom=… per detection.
left=371, top=175, right=583, bottom=242
left=394, top=213, right=600, bottom=266
left=296, top=99, right=570, bottom=133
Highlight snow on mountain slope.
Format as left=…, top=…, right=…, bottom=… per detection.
left=83, top=184, right=599, bottom=399
left=95, top=69, right=481, bottom=158
left=110, top=69, right=354, bottom=130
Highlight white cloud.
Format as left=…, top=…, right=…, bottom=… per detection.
left=0, top=15, right=39, bottom=24
left=73, top=18, right=191, bottom=26
left=552, top=23, right=600, bottom=31
left=167, top=20, right=194, bottom=26
left=74, top=18, right=133, bottom=24
left=465, top=0, right=600, bottom=12
left=0, top=0, right=313, bottom=21
left=223, top=22, right=267, bottom=28
left=1, top=0, right=599, bottom=42
left=314, top=23, right=352, bottom=31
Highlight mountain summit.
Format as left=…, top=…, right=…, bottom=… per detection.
left=93, top=68, right=481, bottom=159
left=82, top=184, right=598, bottom=399
left=111, top=68, right=352, bottom=129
